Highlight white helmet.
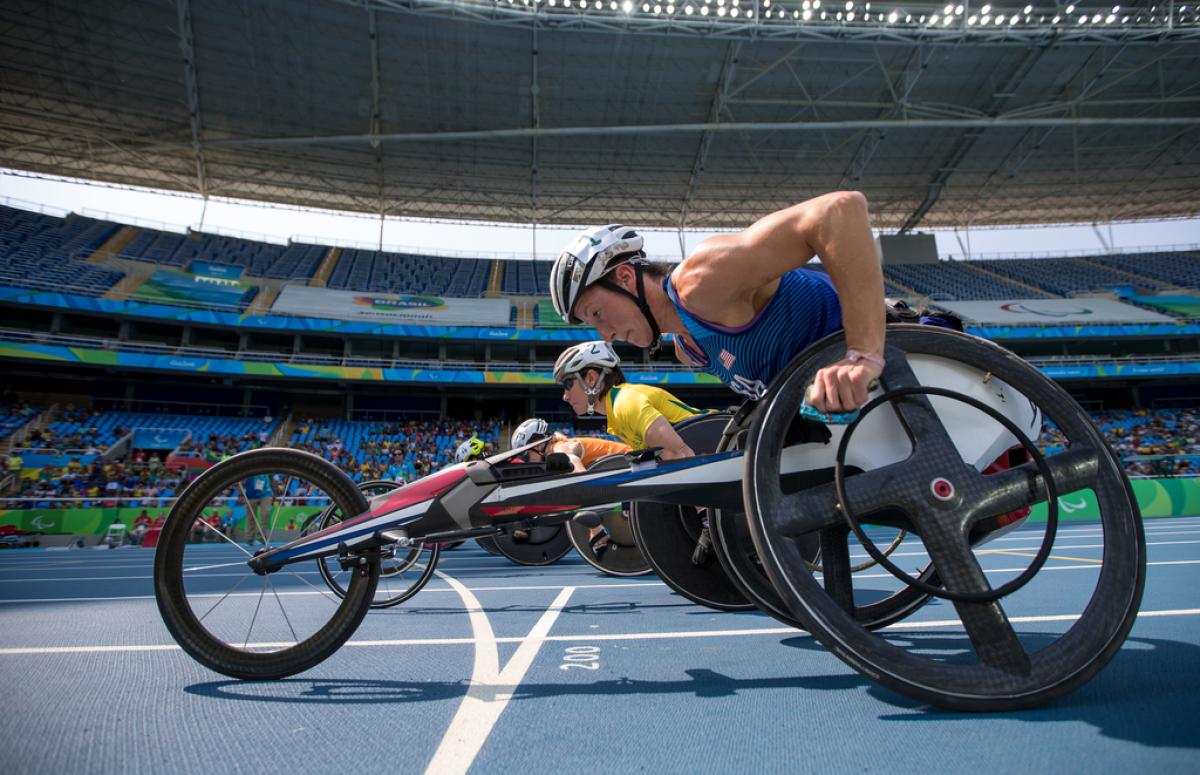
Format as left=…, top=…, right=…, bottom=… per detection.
left=554, top=341, right=621, bottom=415
left=511, top=418, right=550, bottom=449
left=554, top=340, right=621, bottom=383
left=454, top=436, right=485, bottom=463
left=549, top=224, right=646, bottom=326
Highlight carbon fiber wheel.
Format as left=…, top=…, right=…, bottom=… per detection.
left=305, top=480, right=440, bottom=609
left=745, top=326, right=1146, bottom=711
left=567, top=454, right=653, bottom=577
left=709, top=421, right=935, bottom=632
left=630, top=413, right=755, bottom=611
left=154, top=448, right=378, bottom=680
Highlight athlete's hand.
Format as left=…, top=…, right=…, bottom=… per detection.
left=806, top=356, right=883, bottom=414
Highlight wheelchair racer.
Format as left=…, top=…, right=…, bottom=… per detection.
left=513, top=340, right=713, bottom=547
left=512, top=340, right=711, bottom=469
left=454, top=436, right=486, bottom=464
left=549, top=192, right=886, bottom=414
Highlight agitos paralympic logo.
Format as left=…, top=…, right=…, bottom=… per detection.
left=999, top=302, right=1093, bottom=317
left=352, top=295, right=447, bottom=311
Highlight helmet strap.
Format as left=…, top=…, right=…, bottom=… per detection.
left=577, top=367, right=610, bottom=416
left=598, top=261, right=662, bottom=354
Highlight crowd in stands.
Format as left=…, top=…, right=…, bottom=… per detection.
left=7, top=457, right=187, bottom=510
left=4, top=406, right=1197, bottom=510
left=1041, top=408, right=1200, bottom=477
left=287, top=417, right=503, bottom=484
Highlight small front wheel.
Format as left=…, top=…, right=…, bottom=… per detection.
left=305, top=480, right=440, bottom=609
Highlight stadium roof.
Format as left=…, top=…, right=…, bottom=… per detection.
left=1, top=0, right=1198, bottom=231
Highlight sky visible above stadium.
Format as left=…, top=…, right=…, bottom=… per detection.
left=2, top=169, right=1197, bottom=263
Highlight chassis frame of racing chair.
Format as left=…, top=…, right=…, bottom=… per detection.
left=154, top=325, right=1145, bottom=712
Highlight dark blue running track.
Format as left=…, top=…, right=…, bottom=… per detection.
left=1, top=517, right=1198, bottom=774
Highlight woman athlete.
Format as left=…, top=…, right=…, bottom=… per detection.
left=511, top=340, right=710, bottom=469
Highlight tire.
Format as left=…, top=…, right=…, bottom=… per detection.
left=745, top=326, right=1146, bottom=711
left=629, top=413, right=756, bottom=611
left=308, top=480, right=440, bottom=609
left=154, top=448, right=379, bottom=680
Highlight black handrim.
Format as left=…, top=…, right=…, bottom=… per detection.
left=745, top=325, right=1146, bottom=711
left=709, top=417, right=936, bottom=631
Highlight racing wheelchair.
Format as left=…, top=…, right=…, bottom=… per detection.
left=153, top=326, right=1146, bottom=712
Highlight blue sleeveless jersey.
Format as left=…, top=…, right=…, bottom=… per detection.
left=667, top=268, right=842, bottom=399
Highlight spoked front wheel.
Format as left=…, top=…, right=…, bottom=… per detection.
left=304, top=480, right=440, bottom=609
left=154, top=448, right=379, bottom=680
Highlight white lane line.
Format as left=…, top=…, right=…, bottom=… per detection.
left=0, top=565, right=600, bottom=582
left=0, top=581, right=659, bottom=604
left=2, top=608, right=1196, bottom=656
left=5, top=556, right=1200, bottom=603
left=9, top=554, right=1200, bottom=590
left=424, top=575, right=574, bottom=775
left=3, top=527, right=1197, bottom=572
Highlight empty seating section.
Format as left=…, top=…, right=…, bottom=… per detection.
left=40, top=409, right=277, bottom=453
left=883, top=252, right=1197, bottom=301
left=0, top=206, right=124, bottom=295
left=1091, top=251, right=1200, bottom=289
left=1, top=403, right=41, bottom=442
left=972, top=257, right=1174, bottom=296
left=120, top=227, right=322, bottom=280
left=269, top=244, right=326, bottom=280
left=326, top=250, right=491, bottom=296
left=6, top=204, right=1196, bottom=306
left=883, top=261, right=1044, bottom=300
left=501, top=260, right=551, bottom=296
left=120, top=229, right=188, bottom=267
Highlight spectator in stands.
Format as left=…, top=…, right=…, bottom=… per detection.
left=4, top=450, right=21, bottom=489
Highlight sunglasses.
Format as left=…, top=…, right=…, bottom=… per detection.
left=561, top=377, right=575, bottom=391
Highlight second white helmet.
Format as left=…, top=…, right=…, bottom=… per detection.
left=511, top=418, right=550, bottom=449
left=553, top=340, right=621, bottom=384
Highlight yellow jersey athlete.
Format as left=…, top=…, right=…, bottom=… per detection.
left=556, top=340, right=709, bottom=460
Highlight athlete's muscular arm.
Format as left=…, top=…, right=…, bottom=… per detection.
left=675, top=191, right=885, bottom=413
left=644, top=417, right=695, bottom=461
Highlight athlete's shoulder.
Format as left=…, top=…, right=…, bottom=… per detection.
left=610, top=382, right=656, bottom=406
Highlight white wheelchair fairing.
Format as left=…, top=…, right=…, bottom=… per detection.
left=816, top=353, right=1041, bottom=476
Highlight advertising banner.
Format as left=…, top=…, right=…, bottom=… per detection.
left=5, top=284, right=1198, bottom=343
left=3, top=478, right=1195, bottom=535
left=1027, top=477, right=1200, bottom=522
left=190, top=261, right=244, bottom=280
left=273, top=285, right=512, bottom=326
left=131, top=429, right=190, bottom=449
left=133, top=270, right=255, bottom=309
left=936, top=298, right=1177, bottom=325
left=7, top=338, right=1200, bottom=385
left=1132, top=295, right=1200, bottom=319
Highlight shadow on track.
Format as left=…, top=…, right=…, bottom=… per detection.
left=781, top=633, right=1200, bottom=749
left=185, top=669, right=866, bottom=705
